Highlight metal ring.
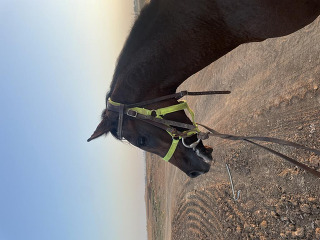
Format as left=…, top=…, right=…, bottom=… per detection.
left=126, top=109, right=138, bottom=117
left=182, top=137, right=200, bottom=150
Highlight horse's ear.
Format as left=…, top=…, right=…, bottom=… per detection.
left=87, top=117, right=111, bottom=142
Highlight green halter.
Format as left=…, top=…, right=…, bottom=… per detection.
left=108, top=99, right=200, bottom=161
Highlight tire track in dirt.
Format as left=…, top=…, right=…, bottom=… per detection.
left=171, top=178, right=320, bottom=239
left=172, top=188, right=223, bottom=239
left=171, top=185, right=257, bottom=240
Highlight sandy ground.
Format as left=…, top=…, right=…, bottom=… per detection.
left=145, top=16, right=320, bottom=240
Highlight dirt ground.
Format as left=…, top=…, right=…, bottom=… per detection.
left=145, top=16, right=320, bottom=240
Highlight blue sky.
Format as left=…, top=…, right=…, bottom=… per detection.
left=0, top=0, right=147, bottom=239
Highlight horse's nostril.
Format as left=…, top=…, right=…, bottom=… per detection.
left=188, top=171, right=204, bottom=178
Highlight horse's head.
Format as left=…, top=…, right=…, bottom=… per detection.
left=88, top=98, right=213, bottom=178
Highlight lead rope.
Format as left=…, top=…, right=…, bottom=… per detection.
left=197, top=123, right=320, bottom=178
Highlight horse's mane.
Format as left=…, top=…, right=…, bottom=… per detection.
left=106, top=0, right=165, bottom=104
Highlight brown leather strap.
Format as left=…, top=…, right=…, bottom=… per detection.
left=198, top=124, right=320, bottom=155
left=127, top=109, right=196, bottom=130
left=140, top=119, right=186, bottom=137
left=197, top=123, right=320, bottom=178
left=187, top=91, right=231, bottom=96
left=117, top=104, right=125, bottom=139
left=245, top=139, right=320, bottom=178
left=126, top=90, right=231, bottom=108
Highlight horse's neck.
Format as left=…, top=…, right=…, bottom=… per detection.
left=110, top=0, right=243, bottom=104
left=110, top=0, right=320, bottom=105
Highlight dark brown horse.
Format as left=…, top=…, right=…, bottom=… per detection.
left=88, top=0, right=320, bottom=178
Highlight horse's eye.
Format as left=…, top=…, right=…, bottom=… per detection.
left=137, top=136, right=147, bottom=147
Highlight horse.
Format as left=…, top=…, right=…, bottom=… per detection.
left=88, top=0, right=320, bottom=178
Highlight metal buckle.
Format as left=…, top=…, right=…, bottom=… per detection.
left=180, top=90, right=188, bottom=97
left=127, top=109, right=138, bottom=117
